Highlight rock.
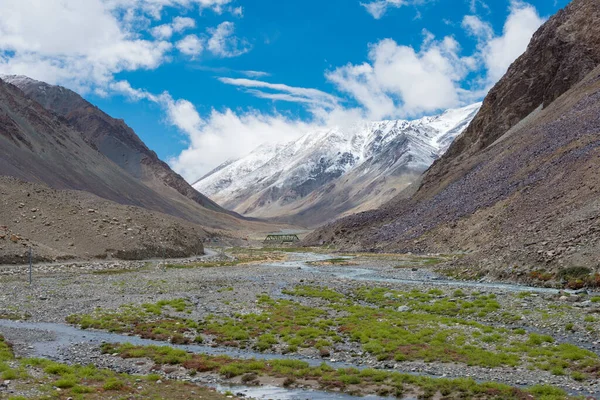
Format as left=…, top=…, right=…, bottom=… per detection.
left=575, top=301, right=592, bottom=308
left=397, top=305, right=411, bottom=312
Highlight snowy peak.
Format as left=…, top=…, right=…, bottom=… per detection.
left=194, top=103, right=481, bottom=226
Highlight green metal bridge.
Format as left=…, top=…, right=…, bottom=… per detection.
left=263, top=234, right=300, bottom=244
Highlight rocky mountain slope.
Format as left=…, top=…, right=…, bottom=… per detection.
left=0, top=76, right=261, bottom=230
left=0, top=177, right=210, bottom=263
left=194, top=103, right=480, bottom=227
left=0, top=77, right=278, bottom=262
left=306, top=0, right=600, bottom=280
left=2, top=75, right=234, bottom=216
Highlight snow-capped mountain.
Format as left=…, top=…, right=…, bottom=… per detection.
left=194, top=103, right=481, bottom=226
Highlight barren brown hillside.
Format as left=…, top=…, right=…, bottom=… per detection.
left=3, top=75, right=235, bottom=216
left=0, top=77, right=273, bottom=233
left=0, top=177, right=213, bottom=263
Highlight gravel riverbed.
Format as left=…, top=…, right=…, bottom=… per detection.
left=1, top=250, right=599, bottom=398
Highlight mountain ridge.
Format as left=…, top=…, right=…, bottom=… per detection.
left=0, top=75, right=278, bottom=254
left=1, top=74, right=240, bottom=218
left=195, top=103, right=480, bottom=227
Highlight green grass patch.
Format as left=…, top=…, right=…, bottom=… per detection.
left=66, top=298, right=198, bottom=344
left=66, top=285, right=600, bottom=379
left=10, top=350, right=230, bottom=399
left=105, top=342, right=574, bottom=400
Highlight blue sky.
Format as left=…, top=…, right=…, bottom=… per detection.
left=0, top=0, right=570, bottom=181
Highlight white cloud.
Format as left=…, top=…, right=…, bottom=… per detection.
left=468, top=0, right=489, bottom=13
left=361, top=0, right=426, bottom=19
left=463, top=0, right=544, bottom=84
left=0, top=0, right=175, bottom=91
left=483, top=1, right=544, bottom=83
left=218, top=78, right=340, bottom=108
left=326, top=34, right=475, bottom=119
left=106, top=0, right=236, bottom=19
left=361, top=0, right=404, bottom=19
left=152, top=16, right=196, bottom=39
left=111, top=78, right=360, bottom=179
left=207, top=22, right=251, bottom=58
left=240, top=70, right=270, bottom=78
left=462, top=15, right=493, bottom=39
left=0, top=0, right=248, bottom=92
left=176, top=34, right=204, bottom=57
left=231, top=6, right=244, bottom=17
left=151, top=24, right=175, bottom=40
left=169, top=108, right=320, bottom=180
left=173, top=16, right=196, bottom=32
left=174, top=21, right=251, bottom=59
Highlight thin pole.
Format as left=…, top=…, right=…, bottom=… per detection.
left=28, top=247, right=32, bottom=285
left=162, top=241, right=166, bottom=272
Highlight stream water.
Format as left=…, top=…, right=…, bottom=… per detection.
left=263, top=253, right=572, bottom=294
left=210, top=384, right=399, bottom=400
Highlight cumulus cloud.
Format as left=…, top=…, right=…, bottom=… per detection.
left=151, top=16, right=196, bottom=39
left=151, top=24, right=176, bottom=40
left=169, top=108, right=320, bottom=180
left=462, top=1, right=544, bottom=85
left=176, top=34, right=205, bottom=57
left=0, top=0, right=176, bottom=91
left=107, top=79, right=322, bottom=180
left=478, top=0, right=544, bottom=83
left=462, top=15, right=493, bottom=39
left=230, top=6, right=244, bottom=17
left=207, top=22, right=251, bottom=58
left=172, top=21, right=250, bottom=59
left=173, top=17, right=197, bottom=31
left=326, top=34, right=476, bottom=118
left=0, top=0, right=245, bottom=92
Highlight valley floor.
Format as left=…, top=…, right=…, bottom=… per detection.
left=0, top=249, right=599, bottom=399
